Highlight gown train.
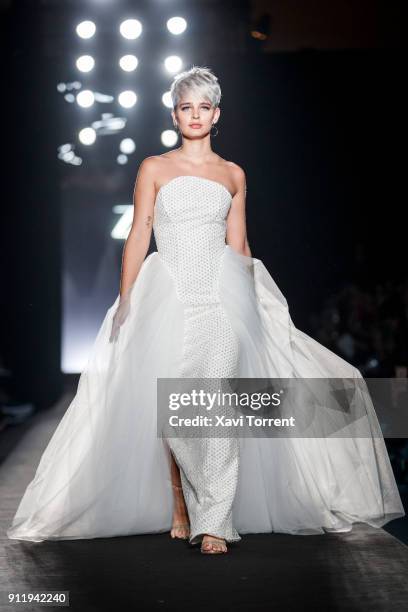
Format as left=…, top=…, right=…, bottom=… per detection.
left=7, top=175, right=404, bottom=543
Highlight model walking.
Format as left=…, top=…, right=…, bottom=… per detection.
left=7, top=66, right=404, bottom=555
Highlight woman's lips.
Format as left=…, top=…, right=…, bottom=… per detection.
left=190, top=124, right=202, bottom=128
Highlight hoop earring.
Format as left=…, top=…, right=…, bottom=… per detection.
left=210, top=123, right=219, bottom=137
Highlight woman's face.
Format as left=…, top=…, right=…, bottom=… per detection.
left=172, top=92, right=220, bottom=139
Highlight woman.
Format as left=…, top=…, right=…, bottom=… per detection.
left=7, top=66, right=404, bottom=555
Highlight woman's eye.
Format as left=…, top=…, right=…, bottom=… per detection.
left=180, top=106, right=210, bottom=111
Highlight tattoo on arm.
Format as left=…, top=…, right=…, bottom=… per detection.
left=145, top=215, right=152, bottom=227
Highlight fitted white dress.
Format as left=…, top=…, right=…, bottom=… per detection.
left=7, top=175, right=405, bottom=544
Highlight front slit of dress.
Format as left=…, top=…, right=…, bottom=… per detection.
left=167, top=300, right=242, bottom=545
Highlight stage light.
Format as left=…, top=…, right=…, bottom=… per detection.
left=76, top=55, right=95, bottom=73
left=76, top=90, right=95, bottom=108
left=57, top=143, right=83, bottom=166
left=92, top=114, right=127, bottom=134
left=58, top=143, right=73, bottom=155
left=79, top=127, right=96, bottom=145
left=250, top=14, right=272, bottom=41
left=76, top=21, right=96, bottom=39
left=59, top=83, right=83, bottom=102
left=120, top=138, right=136, bottom=154
left=117, top=154, right=128, bottom=165
left=58, top=81, right=82, bottom=93
left=161, top=129, right=178, bottom=147
left=119, top=55, right=138, bottom=72
left=62, top=151, right=75, bottom=162
left=164, top=55, right=182, bottom=73
left=167, top=17, right=187, bottom=35
left=162, top=91, right=173, bottom=108
left=93, top=91, right=114, bottom=103
left=118, top=90, right=137, bottom=108
left=120, top=19, right=142, bottom=40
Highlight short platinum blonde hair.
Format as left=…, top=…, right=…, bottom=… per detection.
left=170, top=66, right=221, bottom=109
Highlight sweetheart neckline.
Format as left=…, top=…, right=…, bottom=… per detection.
left=154, top=175, right=234, bottom=203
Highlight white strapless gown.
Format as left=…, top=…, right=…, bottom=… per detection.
left=7, top=175, right=405, bottom=544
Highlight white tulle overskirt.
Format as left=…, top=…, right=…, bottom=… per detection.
left=7, top=245, right=405, bottom=542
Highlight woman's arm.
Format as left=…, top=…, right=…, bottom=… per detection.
left=118, top=157, right=157, bottom=297
left=225, top=165, right=251, bottom=257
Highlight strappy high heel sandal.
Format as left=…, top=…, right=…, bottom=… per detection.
left=200, top=535, right=228, bottom=554
left=170, top=483, right=190, bottom=540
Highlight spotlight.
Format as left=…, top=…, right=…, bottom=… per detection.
left=58, top=143, right=73, bottom=155
left=119, top=55, right=138, bottom=72
left=76, top=90, right=95, bottom=108
left=117, top=154, right=128, bottom=165
left=162, top=91, right=173, bottom=108
left=167, top=17, right=187, bottom=35
left=76, top=55, right=95, bottom=73
left=164, top=55, right=182, bottom=73
left=92, top=114, right=127, bottom=134
left=120, top=19, right=142, bottom=40
left=120, top=138, right=136, bottom=154
left=79, top=127, right=96, bottom=145
left=93, top=92, right=114, bottom=103
left=62, top=151, right=75, bottom=162
left=76, top=21, right=96, bottom=39
left=161, top=129, right=178, bottom=147
left=118, top=90, right=137, bottom=108
left=58, top=81, right=82, bottom=98
left=250, top=14, right=272, bottom=41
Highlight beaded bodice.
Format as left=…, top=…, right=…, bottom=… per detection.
left=153, top=175, right=233, bottom=305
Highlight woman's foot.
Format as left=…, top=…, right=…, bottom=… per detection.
left=170, top=483, right=190, bottom=540
left=200, top=534, right=228, bottom=554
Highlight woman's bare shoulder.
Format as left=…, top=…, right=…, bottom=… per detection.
left=138, top=154, right=167, bottom=173
left=224, top=160, right=246, bottom=180
left=136, top=154, right=172, bottom=186
left=139, top=151, right=181, bottom=176
left=222, top=160, right=246, bottom=195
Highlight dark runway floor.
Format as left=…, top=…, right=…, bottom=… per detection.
left=1, top=393, right=408, bottom=611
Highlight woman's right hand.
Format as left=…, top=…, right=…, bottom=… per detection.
left=109, top=289, right=132, bottom=343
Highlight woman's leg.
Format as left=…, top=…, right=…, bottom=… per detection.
left=169, top=449, right=190, bottom=539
